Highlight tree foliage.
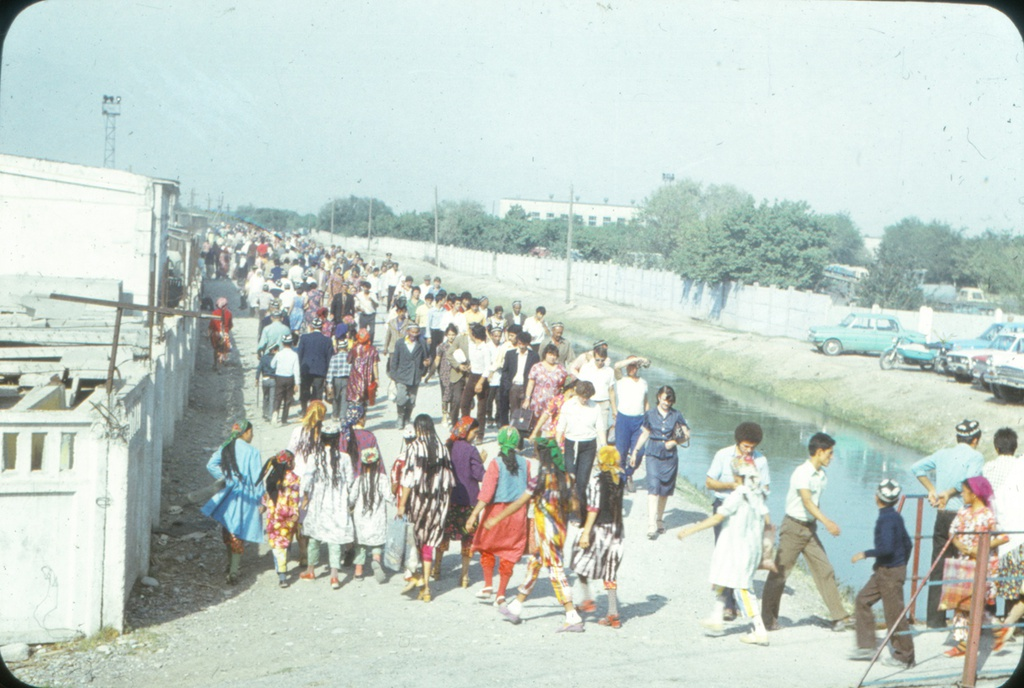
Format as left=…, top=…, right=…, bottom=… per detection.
left=318, top=196, right=394, bottom=236
left=234, top=204, right=315, bottom=232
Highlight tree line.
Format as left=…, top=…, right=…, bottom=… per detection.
left=223, top=180, right=1023, bottom=311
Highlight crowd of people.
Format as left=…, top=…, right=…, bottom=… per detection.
left=197, top=225, right=1024, bottom=660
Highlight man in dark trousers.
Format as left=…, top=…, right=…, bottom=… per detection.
left=387, top=322, right=430, bottom=428
left=498, top=331, right=539, bottom=427
left=296, top=317, right=334, bottom=415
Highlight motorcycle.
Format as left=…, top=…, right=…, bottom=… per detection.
left=879, top=337, right=949, bottom=371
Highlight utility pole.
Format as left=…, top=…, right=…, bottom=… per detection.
left=101, top=95, right=121, bottom=168
left=434, top=186, right=440, bottom=266
left=566, top=184, right=573, bottom=304
left=367, top=198, right=373, bottom=252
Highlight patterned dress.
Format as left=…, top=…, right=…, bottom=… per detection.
left=437, top=339, right=454, bottom=412
left=949, top=505, right=1000, bottom=643
left=530, top=469, right=574, bottom=567
left=539, top=393, right=568, bottom=444
left=304, top=288, right=324, bottom=330
left=527, top=363, right=568, bottom=421
left=570, top=471, right=625, bottom=584
left=262, top=471, right=301, bottom=549
left=401, top=439, right=455, bottom=550
left=347, top=344, right=379, bottom=404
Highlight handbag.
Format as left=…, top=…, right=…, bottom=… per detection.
left=510, top=407, right=533, bottom=432
left=939, top=557, right=976, bottom=611
left=367, top=379, right=378, bottom=406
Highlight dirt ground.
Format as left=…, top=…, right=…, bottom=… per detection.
left=8, top=264, right=1024, bottom=688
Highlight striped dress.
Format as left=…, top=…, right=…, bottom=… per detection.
left=570, top=472, right=625, bottom=582
left=400, top=439, right=455, bottom=549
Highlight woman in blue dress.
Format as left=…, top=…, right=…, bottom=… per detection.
left=628, top=386, right=690, bottom=539
left=202, top=420, right=266, bottom=584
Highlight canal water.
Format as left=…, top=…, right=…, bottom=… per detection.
left=605, top=349, right=938, bottom=615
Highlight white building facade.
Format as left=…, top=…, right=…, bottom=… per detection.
left=497, top=198, right=639, bottom=227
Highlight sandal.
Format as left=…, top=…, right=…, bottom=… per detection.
left=657, top=521, right=666, bottom=534
left=400, top=576, right=423, bottom=594
left=576, top=599, right=597, bottom=614
left=944, top=643, right=967, bottom=658
left=475, top=586, right=494, bottom=600
left=460, top=574, right=470, bottom=589
left=299, top=571, right=316, bottom=581
left=993, top=626, right=1011, bottom=653
left=330, top=577, right=341, bottom=590
left=597, top=614, right=622, bottom=629
left=419, top=588, right=432, bottom=602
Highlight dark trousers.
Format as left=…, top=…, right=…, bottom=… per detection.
left=299, top=374, right=325, bottom=414
left=449, top=377, right=466, bottom=426
left=429, top=330, right=443, bottom=367
left=331, top=376, right=349, bottom=421
left=387, top=286, right=396, bottom=309
left=503, top=383, right=526, bottom=427
left=459, top=373, right=488, bottom=424
left=927, top=510, right=958, bottom=628
left=615, top=413, right=645, bottom=477
left=358, top=312, right=376, bottom=346
left=261, top=379, right=275, bottom=420
left=484, top=383, right=500, bottom=424
left=564, top=438, right=597, bottom=512
left=274, top=375, right=295, bottom=423
left=855, top=564, right=915, bottom=664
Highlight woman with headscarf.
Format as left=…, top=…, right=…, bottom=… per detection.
left=570, top=445, right=626, bottom=629
left=208, top=296, right=233, bottom=371
left=343, top=405, right=388, bottom=583
left=202, top=420, right=264, bottom=584
left=299, top=418, right=355, bottom=589
left=288, top=400, right=327, bottom=567
left=303, top=280, right=324, bottom=332
left=467, top=426, right=531, bottom=607
left=397, top=414, right=455, bottom=602
left=944, top=476, right=1009, bottom=657
left=629, top=385, right=690, bottom=539
left=491, top=437, right=584, bottom=632
left=347, top=328, right=380, bottom=407
left=257, top=449, right=301, bottom=588
left=443, top=416, right=487, bottom=587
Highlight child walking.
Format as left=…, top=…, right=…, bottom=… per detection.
left=258, top=450, right=301, bottom=588
left=494, top=437, right=584, bottom=632
left=848, top=479, right=915, bottom=668
left=390, top=424, right=422, bottom=591
left=346, top=406, right=388, bottom=583
left=678, top=461, right=771, bottom=645
left=570, top=445, right=626, bottom=628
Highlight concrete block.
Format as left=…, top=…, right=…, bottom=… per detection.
left=1, top=643, right=30, bottom=662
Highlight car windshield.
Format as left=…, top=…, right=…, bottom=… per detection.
left=990, top=335, right=1017, bottom=351
left=839, top=314, right=856, bottom=327
left=979, top=324, right=1003, bottom=342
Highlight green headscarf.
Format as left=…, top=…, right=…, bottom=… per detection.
left=535, top=436, right=565, bottom=472
left=220, top=419, right=251, bottom=450
left=497, top=426, right=520, bottom=455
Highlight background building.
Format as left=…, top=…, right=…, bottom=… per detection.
left=497, top=197, right=638, bottom=227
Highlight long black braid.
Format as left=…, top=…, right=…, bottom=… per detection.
left=219, top=420, right=251, bottom=481
left=534, top=441, right=576, bottom=521
left=500, top=445, right=520, bottom=476
left=256, top=452, right=293, bottom=505
left=597, top=472, right=625, bottom=536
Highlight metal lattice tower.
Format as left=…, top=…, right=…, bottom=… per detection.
left=102, top=95, right=121, bottom=168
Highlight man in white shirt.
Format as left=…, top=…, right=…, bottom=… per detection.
left=522, top=306, right=549, bottom=352
left=761, top=432, right=852, bottom=632
left=575, top=342, right=617, bottom=431
left=612, top=355, right=650, bottom=492
left=287, top=259, right=305, bottom=286
left=458, top=322, right=493, bottom=424
left=271, top=333, right=301, bottom=425
left=354, top=280, right=379, bottom=345
left=484, top=324, right=511, bottom=428
left=556, top=380, right=607, bottom=513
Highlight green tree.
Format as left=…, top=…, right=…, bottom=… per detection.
left=234, top=205, right=315, bottom=232
left=318, top=196, right=393, bottom=236
left=857, top=222, right=929, bottom=309
left=818, top=212, right=868, bottom=265
left=872, top=217, right=963, bottom=284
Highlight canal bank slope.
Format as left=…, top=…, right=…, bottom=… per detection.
left=394, top=252, right=1024, bottom=457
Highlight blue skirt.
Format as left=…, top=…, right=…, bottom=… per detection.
left=645, top=453, right=678, bottom=496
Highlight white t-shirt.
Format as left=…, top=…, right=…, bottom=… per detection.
left=467, top=339, right=493, bottom=376
left=784, top=460, right=827, bottom=522
left=578, top=361, right=616, bottom=402
left=615, top=376, right=648, bottom=416
left=556, top=398, right=607, bottom=444
left=523, top=316, right=546, bottom=343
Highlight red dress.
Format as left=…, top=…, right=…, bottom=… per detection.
left=473, top=459, right=531, bottom=562
left=209, top=307, right=233, bottom=356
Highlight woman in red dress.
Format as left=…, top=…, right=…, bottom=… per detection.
left=209, top=297, right=233, bottom=371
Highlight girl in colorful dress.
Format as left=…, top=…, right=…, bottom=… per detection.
left=628, top=385, right=690, bottom=539
left=571, top=444, right=626, bottom=628
left=678, top=462, right=772, bottom=645
left=347, top=328, right=380, bottom=407
left=397, top=414, right=455, bottom=602
left=208, top=296, right=233, bottom=371
left=468, top=426, right=531, bottom=606
left=522, top=344, right=569, bottom=431
left=201, top=420, right=264, bottom=585
left=300, top=419, right=355, bottom=590
left=492, top=437, right=584, bottom=632
left=344, top=405, right=388, bottom=584
left=303, top=280, right=324, bottom=331
left=443, top=416, right=487, bottom=587
left=945, top=476, right=1009, bottom=657
left=257, top=449, right=301, bottom=588
left=288, top=400, right=328, bottom=568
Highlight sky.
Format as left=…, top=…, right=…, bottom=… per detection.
left=0, top=0, right=1022, bottom=237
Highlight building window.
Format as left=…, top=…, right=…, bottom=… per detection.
left=31, top=433, right=46, bottom=471
left=588, top=216, right=597, bottom=226
left=2, top=433, right=16, bottom=471
left=530, top=211, right=540, bottom=219
left=602, top=217, right=611, bottom=225
left=60, top=433, right=75, bottom=471
left=546, top=213, right=554, bottom=219
left=616, top=218, right=625, bottom=225
left=560, top=214, right=568, bottom=220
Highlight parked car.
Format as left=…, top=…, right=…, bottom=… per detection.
left=941, top=323, right=1024, bottom=383
left=986, top=352, right=1024, bottom=403
left=808, top=313, right=925, bottom=356
left=947, top=333, right=1024, bottom=389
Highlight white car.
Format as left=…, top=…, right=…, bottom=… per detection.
left=945, top=333, right=1024, bottom=388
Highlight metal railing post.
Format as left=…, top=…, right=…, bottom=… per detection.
left=961, top=531, right=991, bottom=688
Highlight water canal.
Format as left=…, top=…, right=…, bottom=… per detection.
left=607, top=348, right=938, bottom=617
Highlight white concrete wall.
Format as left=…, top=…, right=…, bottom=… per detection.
left=317, top=234, right=1008, bottom=341
left=0, top=154, right=176, bottom=307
